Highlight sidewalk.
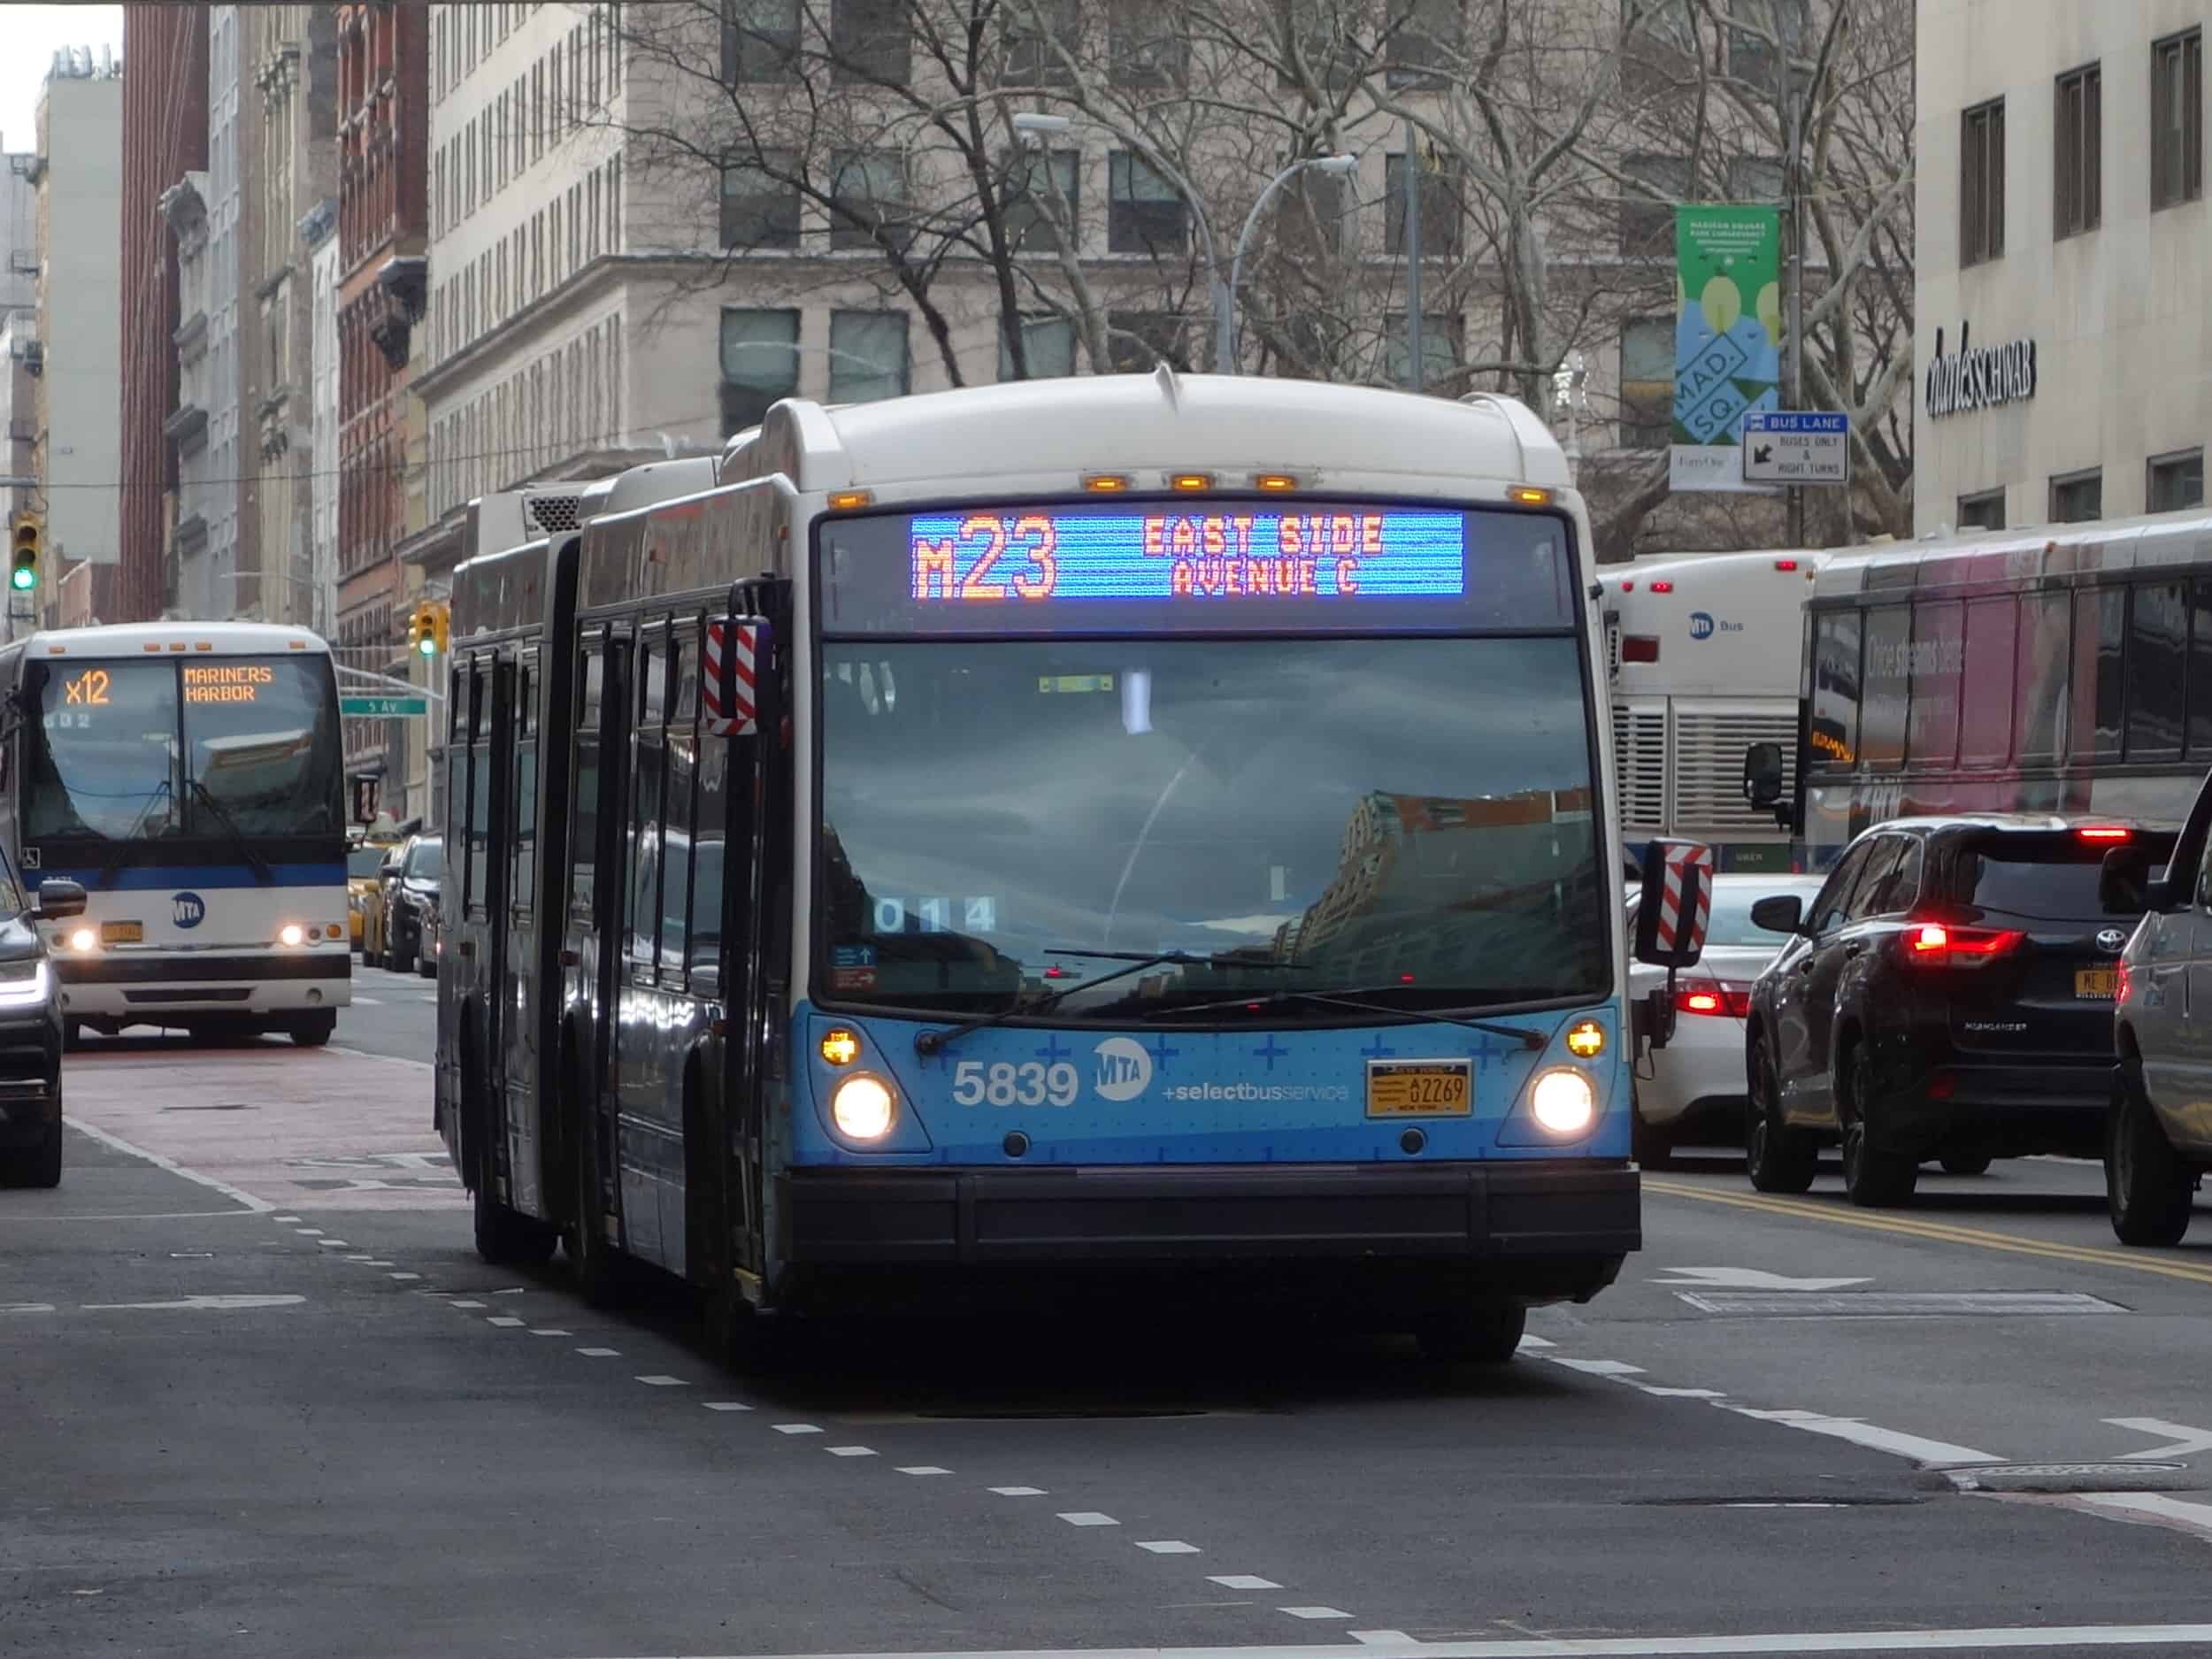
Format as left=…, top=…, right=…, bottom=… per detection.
left=62, top=1041, right=464, bottom=1213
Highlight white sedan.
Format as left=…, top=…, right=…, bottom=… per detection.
left=1626, top=872, right=1825, bottom=1168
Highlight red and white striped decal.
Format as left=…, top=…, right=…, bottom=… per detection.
left=1652, top=841, right=1715, bottom=955
left=703, top=618, right=760, bottom=737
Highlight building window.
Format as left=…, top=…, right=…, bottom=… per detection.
left=829, top=151, right=910, bottom=252
left=2149, top=448, right=2206, bottom=513
left=1108, top=152, right=1187, bottom=254
left=1957, top=488, right=2005, bottom=531
left=1107, top=311, right=1189, bottom=373
left=1386, top=151, right=1462, bottom=256
left=2054, top=63, right=2101, bottom=240
left=2050, top=468, right=2102, bottom=523
left=720, top=307, right=799, bottom=434
left=1617, top=316, right=1672, bottom=449
left=1000, top=313, right=1079, bottom=380
left=1960, top=98, right=2005, bottom=266
left=1109, top=0, right=1187, bottom=85
left=832, top=0, right=911, bottom=84
left=1278, top=0, right=1363, bottom=92
left=828, top=311, right=910, bottom=403
left=1005, top=0, right=1079, bottom=85
left=1002, top=148, right=1079, bottom=251
left=2153, top=29, right=2204, bottom=210
left=1386, top=0, right=1462, bottom=88
left=1617, top=152, right=1688, bottom=258
left=1384, top=312, right=1461, bottom=392
left=721, top=153, right=801, bottom=250
left=724, top=0, right=799, bottom=81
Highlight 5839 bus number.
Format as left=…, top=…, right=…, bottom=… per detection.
left=951, top=1060, right=1080, bottom=1107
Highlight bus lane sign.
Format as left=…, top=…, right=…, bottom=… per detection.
left=1741, top=411, right=1851, bottom=485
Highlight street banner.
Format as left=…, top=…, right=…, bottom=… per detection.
left=1670, top=204, right=1781, bottom=495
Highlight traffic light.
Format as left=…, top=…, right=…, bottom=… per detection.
left=429, top=603, right=449, bottom=657
left=404, top=604, right=426, bottom=655
left=10, top=513, right=40, bottom=593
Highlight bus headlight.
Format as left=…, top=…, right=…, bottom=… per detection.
left=67, top=927, right=96, bottom=953
left=831, top=1073, right=896, bottom=1141
left=0, top=960, right=50, bottom=1005
left=279, top=924, right=306, bottom=948
left=1529, top=1068, right=1596, bottom=1137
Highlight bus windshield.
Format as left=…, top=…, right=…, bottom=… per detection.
left=22, top=656, right=342, bottom=843
left=816, top=635, right=1607, bottom=1018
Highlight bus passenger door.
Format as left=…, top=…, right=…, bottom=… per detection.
left=503, top=652, right=545, bottom=1217
left=588, top=640, right=634, bottom=1235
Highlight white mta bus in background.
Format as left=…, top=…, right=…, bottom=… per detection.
left=1601, top=549, right=1835, bottom=873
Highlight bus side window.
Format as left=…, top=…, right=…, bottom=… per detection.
left=627, top=637, right=664, bottom=973
left=691, top=713, right=727, bottom=996
left=572, top=646, right=605, bottom=919
left=663, top=626, right=700, bottom=986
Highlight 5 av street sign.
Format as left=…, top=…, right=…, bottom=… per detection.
left=340, top=694, right=429, bottom=718
left=1741, top=411, right=1851, bottom=485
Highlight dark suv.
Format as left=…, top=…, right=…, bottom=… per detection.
left=381, top=834, right=443, bottom=974
left=1742, top=816, right=2172, bottom=1207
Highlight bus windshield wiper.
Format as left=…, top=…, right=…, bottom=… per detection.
left=186, top=779, right=273, bottom=884
left=96, top=779, right=176, bottom=889
left=1145, top=985, right=1548, bottom=1050
left=910, top=948, right=1306, bottom=1056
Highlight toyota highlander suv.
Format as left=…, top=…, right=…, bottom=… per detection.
left=1743, top=817, right=2172, bottom=1207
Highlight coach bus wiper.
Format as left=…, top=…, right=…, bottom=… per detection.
left=186, top=779, right=273, bottom=884
left=96, top=779, right=176, bottom=889
left=910, top=948, right=1306, bottom=1057
left=1146, top=986, right=1548, bottom=1050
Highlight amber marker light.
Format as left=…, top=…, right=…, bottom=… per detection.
left=1509, top=487, right=1554, bottom=506
left=1170, top=472, right=1215, bottom=491
left=1564, top=1019, right=1606, bottom=1059
left=1252, top=472, right=1300, bottom=492
left=819, top=1028, right=861, bottom=1067
left=1083, top=474, right=1132, bottom=492
left=826, top=489, right=874, bottom=511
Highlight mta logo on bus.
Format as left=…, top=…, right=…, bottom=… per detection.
left=172, top=891, right=206, bottom=930
left=1687, top=611, right=1742, bottom=641
left=1093, top=1037, right=1153, bottom=1102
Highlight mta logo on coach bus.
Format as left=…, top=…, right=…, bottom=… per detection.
left=1092, top=1037, right=1153, bottom=1102
left=172, top=892, right=206, bottom=930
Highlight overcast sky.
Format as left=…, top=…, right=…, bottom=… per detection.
left=0, top=6, right=124, bottom=156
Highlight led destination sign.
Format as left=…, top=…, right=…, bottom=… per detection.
left=819, top=500, right=1575, bottom=636
left=909, top=508, right=1467, bottom=605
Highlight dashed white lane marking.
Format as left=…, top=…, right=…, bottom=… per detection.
left=1, top=1302, right=57, bottom=1314
left=576, top=1347, right=621, bottom=1356
left=295, top=1228, right=324, bottom=1236
left=1279, top=1607, right=1353, bottom=1621
left=703, top=1402, right=752, bottom=1412
left=827, top=1446, right=877, bottom=1457
left=1058, top=1512, right=1118, bottom=1527
left=529, top=1327, right=572, bottom=1336
left=317, top=1240, right=351, bottom=1248
left=1136, top=1540, right=1202, bottom=1555
left=82, top=1294, right=303, bottom=1311
left=1722, top=1404, right=2002, bottom=1467
left=991, top=1486, right=1047, bottom=1496
left=449, top=1299, right=486, bottom=1309
left=351, top=995, right=384, bottom=1005
left=61, top=1116, right=277, bottom=1213
left=388, top=1271, right=421, bottom=1282
left=363, top=1259, right=396, bottom=1267
left=1549, top=1358, right=1646, bottom=1376
left=636, top=1375, right=688, bottom=1386
left=773, top=1424, right=823, bottom=1435
left=1637, top=1386, right=1728, bottom=1399
left=345, top=1254, right=375, bottom=1262
left=486, top=1316, right=526, bottom=1327
left=272, top=1215, right=300, bottom=1222
left=898, top=1466, right=950, bottom=1475
left=1351, top=1632, right=1413, bottom=1646
left=1210, top=1577, right=1282, bottom=1591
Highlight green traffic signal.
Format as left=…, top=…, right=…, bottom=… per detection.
left=416, top=634, right=436, bottom=657
left=9, top=565, right=34, bottom=591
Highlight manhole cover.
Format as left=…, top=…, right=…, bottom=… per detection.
left=1676, top=1290, right=2128, bottom=1317
left=1932, top=1461, right=2197, bottom=1494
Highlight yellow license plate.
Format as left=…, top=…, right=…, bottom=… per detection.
left=1365, top=1059, right=1473, bottom=1118
left=2075, top=968, right=2118, bottom=999
left=99, top=921, right=143, bottom=944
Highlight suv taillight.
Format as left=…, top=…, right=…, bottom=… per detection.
left=1675, top=981, right=1754, bottom=1018
left=1897, top=919, right=2025, bottom=969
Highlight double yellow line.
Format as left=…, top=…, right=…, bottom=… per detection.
left=1643, top=1176, right=2212, bottom=1288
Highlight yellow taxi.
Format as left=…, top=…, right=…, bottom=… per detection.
left=348, top=839, right=401, bottom=955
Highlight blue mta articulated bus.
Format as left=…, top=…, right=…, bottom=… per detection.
left=434, top=373, right=1703, bottom=1363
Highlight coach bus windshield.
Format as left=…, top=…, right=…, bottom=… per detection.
left=812, top=500, right=1602, bottom=1018
left=21, top=656, right=342, bottom=843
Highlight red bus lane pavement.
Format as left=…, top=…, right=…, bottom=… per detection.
left=60, top=1043, right=458, bottom=1215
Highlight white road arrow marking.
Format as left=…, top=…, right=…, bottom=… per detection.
left=81, top=1294, right=304, bottom=1311
left=1653, top=1266, right=1873, bottom=1291
left=2105, top=1417, right=2212, bottom=1459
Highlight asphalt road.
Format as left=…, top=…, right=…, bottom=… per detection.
left=5, top=995, right=2212, bottom=1659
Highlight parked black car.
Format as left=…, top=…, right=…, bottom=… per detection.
left=381, top=834, right=443, bottom=973
left=0, top=858, right=88, bottom=1189
left=1742, top=815, right=2173, bottom=1207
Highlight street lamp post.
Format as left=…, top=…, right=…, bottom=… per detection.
left=1012, top=112, right=1234, bottom=373
left=1226, top=154, right=1358, bottom=373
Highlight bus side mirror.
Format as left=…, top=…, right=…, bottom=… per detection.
left=1742, top=741, right=1785, bottom=808
left=1632, top=839, right=1713, bottom=970
left=35, top=879, right=87, bottom=922
left=704, top=615, right=769, bottom=741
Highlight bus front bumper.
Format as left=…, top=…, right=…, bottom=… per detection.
left=779, top=1162, right=1637, bottom=1302
left=54, top=951, right=352, bottom=1020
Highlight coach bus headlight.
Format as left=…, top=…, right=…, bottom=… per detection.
left=0, top=960, right=50, bottom=1005
left=279, top=924, right=307, bottom=948
left=67, top=927, right=96, bottom=954
left=831, top=1073, right=896, bottom=1141
left=1528, top=1068, right=1596, bottom=1138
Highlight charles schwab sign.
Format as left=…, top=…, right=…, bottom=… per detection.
left=1925, top=322, right=2036, bottom=419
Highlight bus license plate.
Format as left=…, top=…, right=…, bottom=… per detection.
left=1366, top=1059, right=1472, bottom=1118
left=2075, top=968, right=2118, bottom=1000
left=100, top=921, right=143, bottom=944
